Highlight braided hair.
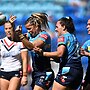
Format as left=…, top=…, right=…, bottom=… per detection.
left=25, top=12, right=49, bottom=30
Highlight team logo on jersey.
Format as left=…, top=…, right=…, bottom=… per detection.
left=58, top=37, right=64, bottom=42
left=38, top=76, right=45, bottom=84
left=40, top=34, right=48, bottom=40
left=67, top=41, right=70, bottom=46
left=60, top=76, right=67, bottom=83
left=46, top=81, right=51, bottom=86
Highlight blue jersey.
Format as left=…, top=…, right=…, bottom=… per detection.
left=82, top=40, right=90, bottom=63
left=27, top=30, right=51, bottom=72
left=57, top=32, right=82, bottom=69
left=82, top=40, right=90, bottom=53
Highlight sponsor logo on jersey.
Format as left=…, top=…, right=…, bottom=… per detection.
left=40, top=34, right=48, bottom=39
left=58, top=37, right=64, bottom=42
left=60, top=76, right=67, bottom=83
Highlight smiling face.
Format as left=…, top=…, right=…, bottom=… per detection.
left=87, top=19, right=90, bottom=34
left=55, top=21, right=65, bottom=36
left=4, top=22, right=14, bottom=40
left=25, top=22, right=40, bottom=37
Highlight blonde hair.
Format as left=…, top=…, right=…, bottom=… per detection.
left=25, top=12, right=49, bottom=30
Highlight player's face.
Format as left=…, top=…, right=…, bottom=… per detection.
left=55, top=21, right=65, bottom=36
left=4, top=22, right=14, bottom=39
left=87, top=19, right=90, bottom=34
left=25, top=23, right=39, bottom=37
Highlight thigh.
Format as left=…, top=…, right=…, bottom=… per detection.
left=34, top=85, right=44, bottom=90
left=52, top=81, right=66, bottom=90
left=55, top=67, right=83, bottom=90
left=52, top=81, right=74, bottom=90
left=8, top=77, right=21, bottom=90
left=0, top=78, right=9, bottom=90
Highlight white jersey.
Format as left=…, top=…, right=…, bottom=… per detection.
left=0, top=37, right=27, bottom=72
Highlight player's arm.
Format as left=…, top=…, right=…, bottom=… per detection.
left=15, top=25, right=34, bottom=49
left=43, top=45, right=66, bottom=58
left=15, top=26, right=46, bottom=49
left=21, top=49, right=28, bottom=86
left=21, top=36, right=34, bottom=50
left=21, top=35, right=45, bottom=49
left=80, top=40, right=90, bottom=56
left=80, top=48, right=90, bottom=56
left=34, top=44, right=66, bottom=58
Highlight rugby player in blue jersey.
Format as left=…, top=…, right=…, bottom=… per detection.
left=34, top=16, right=83, bottom=90
left=80, top=19, right=90, bottom=90
left=15, top=13, right=54, bottom=90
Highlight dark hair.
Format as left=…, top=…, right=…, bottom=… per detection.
left=4, top=20, right=15, bottom=31
left=4, top=21, right=20, bottom=41
left=58, top=16, right=75, bottom=34
left=25, top=12, right=49, bottom=29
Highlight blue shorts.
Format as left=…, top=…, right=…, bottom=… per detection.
left=31, top=70, right=54, bottom=89
left=0, top=70, right=22, bottom=81
left=55, top=67, right=83, bottom=89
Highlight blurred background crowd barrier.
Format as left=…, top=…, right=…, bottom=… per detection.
left=0, top=0, right=90, bottom=90
left=0, top=0, right=90, bottom=42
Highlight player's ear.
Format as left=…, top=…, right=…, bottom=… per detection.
left=63, top=25, right=66, bottom=31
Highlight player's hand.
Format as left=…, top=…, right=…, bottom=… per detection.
left=79, top=79, right=85, bottom=90
left=80, top=48, right=85, bottom=55
left=15, top=25, right=22, bottom=35
left=15, top=25, right=25, bottom=40
left=33, top=47, right=43, bottom=56
left=9, top=15, right=16, bottom=23
left=21, top=76, right=28, bottom=86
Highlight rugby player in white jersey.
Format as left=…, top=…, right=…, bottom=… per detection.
left=0, top=19, right=28, bottom=90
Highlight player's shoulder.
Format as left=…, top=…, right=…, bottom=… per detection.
left=39, top=30, right=50, bottom=39
left=40, top=30, right=48, bottom=35
left=84, top=39, right=90, bottom=44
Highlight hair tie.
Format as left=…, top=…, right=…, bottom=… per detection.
left=65, top=16, right=70, bottom=19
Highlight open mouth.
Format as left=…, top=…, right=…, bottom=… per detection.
left=7, top=33, right=11, bottom=35
left=6, top=32, right=11, bottom=36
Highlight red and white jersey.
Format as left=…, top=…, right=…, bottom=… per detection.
left=0, top=37, right=27, bottom=72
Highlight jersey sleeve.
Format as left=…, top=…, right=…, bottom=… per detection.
left=57, top=36, right=66, bottom=46
left=20, top=42, right=28, bottom=52
left=38, top=31, right=49, bottom=42
left=82, top=40, right=90, bottom=51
